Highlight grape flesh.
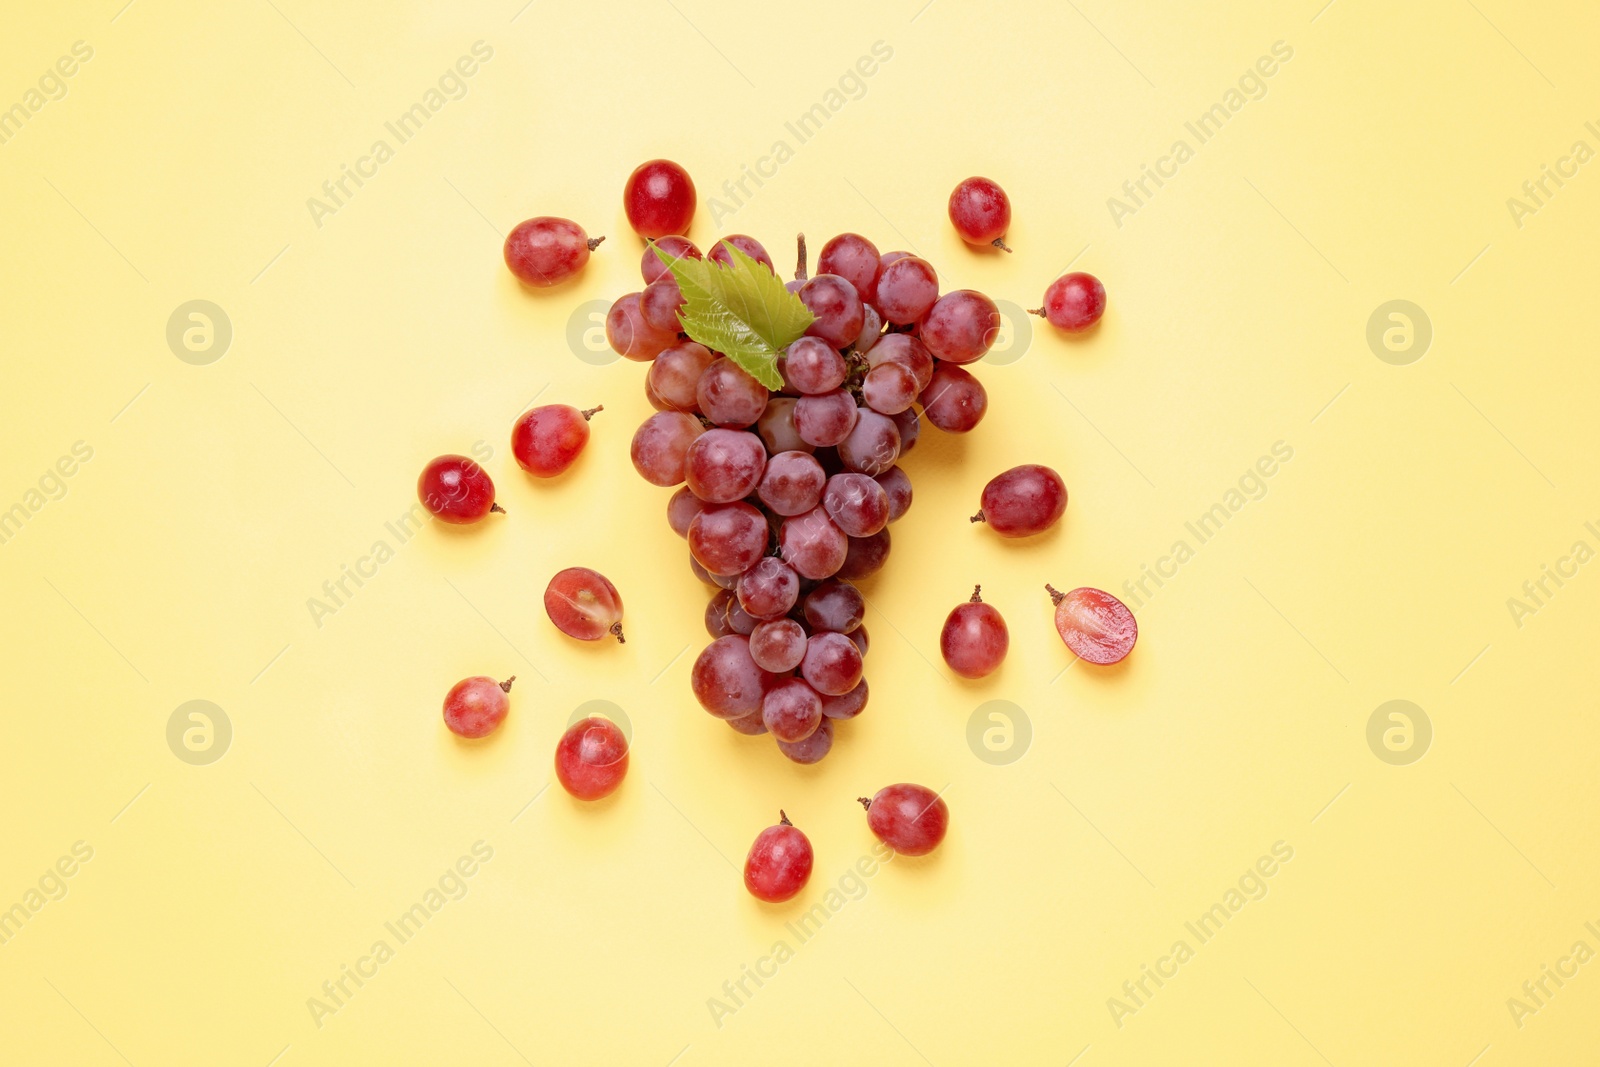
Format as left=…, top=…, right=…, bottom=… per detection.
left=799, top=275, right=865, bottom=349
left=939, top=585, right=1009, bottom=679
left=861, top=783, right=948, bottom=856
left=697, top=358, right=768, bottom=428
left=630, top=412, right=704, bottom=486
left=749, top=618, right=807, bottom=672
left=691, top=635, right=777, bottom=719
left=418, top=455, right=500, bottom=523
left=443, top=675, right=513, bottom=738
left=920, top=290, right=1001, bottom=364
left=511, top=404, right=599, bottom=478
left=737, top=557, right=800, bottom=620
left=822, top=473, right=890, bottom=537
left=1036, top=272, right=1106, bottom=332
left=641, top=235, right=701, bottom=283
left=685, top=428, right=767, bottom=503
left=1049, top=585, right=1137, bottom=664
left=544, top=567, right=625, bottom=642
left=688, top=502, right=769, bottom=576
left=647, top=342, right=716, bottom=413
left=744, top=812, right=814, bottom=901
left=762, top=678, right=823, bottom=742
left=873, top=256, right=939, bottom=324
left=801, top=632, right=863, bottom=695
left=947, top=176, right=1012, bottom=250
left=758, top=450, right=826, bottom=516
left=974, top=464, right=1067, bottom=537
left=554, top=717, right=629, bottom=800
left=504, top=217, right=602, bottom=287
left=919, top=363, right=987, bottom=433
left=624, top=159, right=696, bottom=238
left=818, top=233, right=881, bottom=304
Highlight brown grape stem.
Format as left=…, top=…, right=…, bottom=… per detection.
left=610, top=621, right=626, bottom=644
left=970, top=511, right=986, bottom=524
left=581, top=405, right=604, bottom=421
left=1027, top=307, right=1046, bottom=317
left=992, top=237, right=1013, bottom=253
left=587, top=235, right=606, bottom=252
left=970, top=585, right=983, bottom=603
left=794, top=233, right=808, bottom=282
left=779, top=810, right=792, bottom=826
left=1046, top=583, right=1066, bottom=606
left=491, top=503, right=507, bottom=514
left=499, top=676, right=516, bottom=692
left=857, top=796, right=872, bottom=811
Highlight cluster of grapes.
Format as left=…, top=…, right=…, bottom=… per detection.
left=611, top=218, right=1005, bottom=765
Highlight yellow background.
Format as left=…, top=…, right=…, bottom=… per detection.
left=3, top=0, right=1597, bottom=1063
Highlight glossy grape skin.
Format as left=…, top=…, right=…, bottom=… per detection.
left=799, top=275, right=865, bottom=349
left=783, top=336, right=848, bottom=395
left=749, top=618, right=807, bottom=672
left=697, top=358, right=768, bottom=428
left=1049, top=584, right=1137, bottom=664
left=874, top=256, right=939, bottom=325
left=939, top=585, right=1009, bottom=679
left=1036, top=272, right=1106, bottom=332
left=725, top=597, right=758, bottom=636
left=861, top=783, right=948, bottom=856
left=706, top=590, right=736, bottom=636
left=801, top=631, right=864, bottom=695
left=737, top=557, right=800, bottom=620
left=818, top=233, right=882, bottom=305
left=777, top=717, right=834, bottom=764
left=640, top=274, right=686, bottom=333
left=606, top=292, right=678, bottom=361
left=794, top=390, right=859, bottom=448
left=839, top=528, right=890, bottom=580
left=624, top=159, right=696, bottom=238
left=726, top=711, right=769, bottom=735
left=920, top=290, right=1001, bottom=364
left=504, top=217, right=602, bottom=287
left=511, top=404, right=599, bottom=478
left=544, top=567, right=625, bottom=642
left=691, top=634, right=777, bottom=719
left=762, top=678, right=823, bottom=742
left=879, top=250, right=912, bottom=268
left=756, top=398, right=812, bottom=454
left=866, top=333, right=934, bottom=390
left=757, top=450, right=826, bottom=516
left=744, top=812, right=814, bottom=901
left=820, top=679, right=868, bottom=720
left=875, top=467, right=913, bottom=522
left=688, top=502, right=769, bottom=576
left=861, top=362, right=919, bottom=416
left=648, top=342, right=716, bottom=413
left=554, top=717, right=629, bottom=800
left=709, top=234, right=774, bottom=272
left=780, top=507, right=849, bottom=580
left=630, top=411, right=704, bottom=486
left=442, top=675, right=512, bottom=738
left=948, top=176, right=1012, bottom=250
left=668, top=487, right=708, bottom=538
left=685, top=428, right=766, bottom=503
left=822, top=473, right=890, bottom=538
left=641, top=235, right=701, bottom=284
left=855, top=304, right=884, bottom=353
left=837, top=408, right=901, bottom=476
left=973, top=464, right=1067, bottom=537
left=919, top=363, right=988, bottom=433
left=803, top=578, right=865, bottom=633
left=418, top=455, right=500, bottom=523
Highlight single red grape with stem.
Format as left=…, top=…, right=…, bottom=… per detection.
left=544, top=567, right=625, bottom=642
left=1048, top=584, right=1137, bottom=664
left=948, top=176, right=1013, bottom=251
left=511, top=404, right=600, bottom=478
left=744, top=811, right=814, bottom=902
left=861, top=784, right=949, bottom=856
left=504, top=217, right=603, bottom=287
left=623, top=159, right=696, bottom=238
left=418, top=455, right=502, bottom=523
left=972, top=464, right=1067, bottom=537
left=939, top=585, right=1009, bottom=679
left=442, top=675, right=513, bottom=738
left=1034, top=272, right=1106, bottom=332
left=554, top=717, right=629, bottom=800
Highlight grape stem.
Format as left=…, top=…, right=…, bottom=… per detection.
left=491, top=503, right=507, bottom=514
left=499, top=676, right=516, bottom=692
left=610, top=621, right=626, bottom=644
left=969, top=511, right=986, bottom=524
left=970, top=585, right=983, bottom=603
left=581, top=405, right=604, bottom=421
left=779, top=810, right=792, bottom=826
left=1045, top=583, right=1066, bottom=606
left=587, top=235, right=606, bottom=252
left=991, top=237, right=1013, bottom=253
left=1027, top=307, right=1046, bottom=317
left=794, top=233, right=807, bottom=282
left=856, top=796, right=872, bottom=811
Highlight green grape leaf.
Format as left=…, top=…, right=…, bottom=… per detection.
left=652, top=243, right=813, bottom=391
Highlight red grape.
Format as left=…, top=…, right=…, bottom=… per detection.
left=818, top=233, right=882, bottom=305
left=639, top=274, right=686, bottom=333
left=688, top=502, right=769, bottom=575
left=866, top=333, right=934, bottom=390
left=544, top=566, right=625, bottom=642
left=861, top=783, right=948, bottom=856
left=779, top=507, right=848, bottom=580
left=623, top=159, right=696, bottom=238
left=803, top=578, right=865, bottom=633
left=847, top=625, right=870, bottom=656
left=554, top=716, right=629, bottom=800
left=939, top=585, right=1009, bottom=679
left=726, top=711, right=768, bottom=736
left=641, top=235, right=701, bottom=284
left=920, top=290, right=1001, bottom=364
left=685, top=428, right=766, bottom=503
left=757, top=450, right=826, bottom=516
left=442, top=675, right=512, bottom=738
left=874, top=256, right=939, bottom=325
left=839, top=528, right=890, bottom=580
left=837, top=408, right=901, bottom=476
left=799, top=275, right=865, bottom=348
left=794, top=390, right=859, bottom=448
left=801, top=631, right=863, bottom=695
left=919, top=363, right=987, bottom=433
left=749, top=618, right=807, bottom=672
left=709, top=234, right=774, bottom=272
left=820, top=679, right=868, bottom=720
left=630, top=411, right=704, bottom=486
left=606, top=292, right=678, bottom=361
left=783, top=337, right=848, bottom=395
left=875, top=466, right=913, bottom=522
left=647, top=342, right=716, bottom=413
left=691, top=634, right=777, bottom=719
left=948, top=176, right=1012, bottom=251
left=725, top=597, right=758, bottom=636
left=861, top=362, right=919, bottom=416
left=892, top=409, right=920, bottom=454
left=418, top=455, right=501, bottom=523
left=669, top=487, right=709, bottom=537
left=504, top=217, right=602, bottom=287
left=744, top=811, right=814, bottom=902
left=1048, top=584, right=1137, bottom=664
left=777, top=717, right=834, bottom=764
left=973, top=464, right=1067, bottom=537
left=756, top=398, right=812, bottom=454
left=1035, top=272, right=1106, bottom=332
left=511, top=404, right=600, bottom=478
left=697, top=358, right=768, bottom=428
left=855, top=304, right=884, bottom=352
left=762, top=678, right=823, bottom=742
left=706, top=590, right=735, bottom=636
left=737, top=557, right=800, bottom=620
left=822, top=473, right=890, bottom=537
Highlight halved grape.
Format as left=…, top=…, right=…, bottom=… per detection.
left=1048, top=585, right=1137, bottom=664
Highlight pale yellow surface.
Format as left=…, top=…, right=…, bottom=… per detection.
left=3, top=1, right=1598, bottom=1064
